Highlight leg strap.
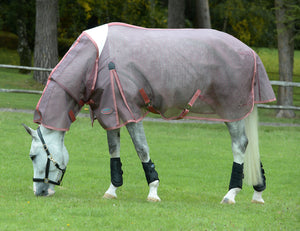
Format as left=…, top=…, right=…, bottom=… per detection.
left=253, top=162, right=266, bottom=192
left=229, top=162, right=244, bottom=190
left=142, top=160, right=159, bottom=185
left=110, top=158, right=123, bottom=187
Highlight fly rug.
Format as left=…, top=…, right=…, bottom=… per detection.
left=24, top=23, right=275, bottom=204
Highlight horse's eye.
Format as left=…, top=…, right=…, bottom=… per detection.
left=30, top=155, right=36, bottom=161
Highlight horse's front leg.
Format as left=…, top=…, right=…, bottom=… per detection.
left=126, top=121, right=161, bottom=202
left=103, top=128, right=123, bottom=199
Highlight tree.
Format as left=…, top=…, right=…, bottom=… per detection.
left=275, top=0, right=296, bottom=118
left=168, top=0, right=185, bottom=28
left=17, top=19, right=31, bottom=73
left=194, top=0, right=211, bottom=28
left=33, top=0, right=59, bottom=85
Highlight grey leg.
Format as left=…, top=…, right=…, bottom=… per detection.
left=103, top=128, right=122, bottom=199
left=126, top=122, right=161, bottom=201
left=126, top=121, right=150, bottom=162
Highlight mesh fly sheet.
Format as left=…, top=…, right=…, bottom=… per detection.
left=34, top=23, right=275, bottom=131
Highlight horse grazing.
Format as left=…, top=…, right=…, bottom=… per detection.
left=24, top=23, right=275, bottom=204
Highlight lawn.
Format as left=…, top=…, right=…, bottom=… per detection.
left=0, top=112, right=299, bottom=230
left=0, top=47, right=299, bottom=230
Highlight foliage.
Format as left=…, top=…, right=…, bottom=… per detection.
left=210, top=0, right=276, bottom=47
left=86, top=0, right=167, bottom=28
left=274, top=0, right=300, bottom=49
left=0, top=112, right=299, bottom=230
left=1, top=0, right=299, bottom=49
left=57, top=38, right=74, bottom=57
left=58, top=0, right=88, bottom=39
left=57, top=0, right=167, bottom=41
left=0, top=31, right=18, bottom=49
left=0, top=0, right=35, bottom=49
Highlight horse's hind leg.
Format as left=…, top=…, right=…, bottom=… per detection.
left=251, top=162, right=266, bottom=204
left=103, top=128, right=122, bottom=199
left=221, top=120, right=248, bottom=204
left=126, top=121, right=161, bottom=202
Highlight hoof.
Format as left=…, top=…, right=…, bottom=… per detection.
left=103, top=193, right=117, bottom=199
left=147, top=197, right=161, bottom=202
left=251, top=199, right=264, bottom=204
left=220, top=197, right=235, bottom=204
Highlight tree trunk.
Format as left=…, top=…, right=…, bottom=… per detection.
left=168, top=0, right=185, bottom=28
left=194, top=0, right=211, bottom=28
left=33, top=0, right=58, bottom=85
left=17, top=19, right=32, bottom=74
left=275, top=0, right=295, bottom=118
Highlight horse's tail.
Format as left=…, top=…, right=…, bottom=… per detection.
left=244, top=105, right=263, bottom=186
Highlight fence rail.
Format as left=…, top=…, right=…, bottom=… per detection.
left=0, top=64, right=53, bottom=72
left=0, top=88, right=43, bottom=94
left=1, top=64, right=300, bottom=111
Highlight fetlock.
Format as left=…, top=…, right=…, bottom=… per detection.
left=142, top=160, right=159, bottom=185
left=253, top=162, right=266, bottom=192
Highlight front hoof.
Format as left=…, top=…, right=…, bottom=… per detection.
left=220, top=197, right=235, bottom=204
left=103, top=193, right=117, bottom=199
left=147, top=196, right=161, bottom=202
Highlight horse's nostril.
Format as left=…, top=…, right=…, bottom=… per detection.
left=34, top=184, right=49, bottom=196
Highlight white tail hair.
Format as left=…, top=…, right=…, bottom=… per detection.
left=244, top=105, right=263, bottom=186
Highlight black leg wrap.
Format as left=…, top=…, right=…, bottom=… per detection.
left=229, top=162, right=244, bottom=190
left=253, top=162, right=266, bottom=192
left=142, top=160, right=159, bottom=185
left=110, top=158, right=123, bottom=187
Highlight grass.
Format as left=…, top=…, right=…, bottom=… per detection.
left=0, top=47, right=299, bottom=229
left=0, top=112, right=299, bottom=230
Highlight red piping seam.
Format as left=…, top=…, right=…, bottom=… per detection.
left=112, top=70, right=136, bottom=120
left=248, top=50, right=257, bottom=116
left=82, top=32, right=100, bottom=93
left=91, top=58, right=99, bottom=92
left=82, top=32, right=99, bottom=57
left=108, top=22, right=197, bottom=32
left=110, top=69, right=119, bottom=126
left=35, top=33, right=86, bottom=116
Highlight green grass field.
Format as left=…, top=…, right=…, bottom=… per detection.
left=0, top=48, right=299, bottom=230
left=0, top=112, right=299, bottom=230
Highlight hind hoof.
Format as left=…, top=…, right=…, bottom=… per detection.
left=147, top=197, right=161, bottom=202
left=251, top=199, right=264, bottom=204
left=103, top=193, right=117, bottom=199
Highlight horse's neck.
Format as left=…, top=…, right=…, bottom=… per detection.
left=40, top=125, right=65, bottom=145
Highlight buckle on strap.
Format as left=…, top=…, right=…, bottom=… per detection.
left=139, top=88, right=159, bottom=114
left=177, top=89, right=201, bottom=119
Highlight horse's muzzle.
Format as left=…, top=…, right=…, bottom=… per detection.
left=34, top=183, right=55, bottom=196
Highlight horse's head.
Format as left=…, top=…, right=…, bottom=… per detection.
left=23, top=124, right=69, bottom=196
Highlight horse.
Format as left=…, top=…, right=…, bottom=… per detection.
left=23, top=22, right=275, bottom=204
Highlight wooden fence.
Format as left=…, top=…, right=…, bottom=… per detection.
left=1, top=64, right=300, bottom=111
